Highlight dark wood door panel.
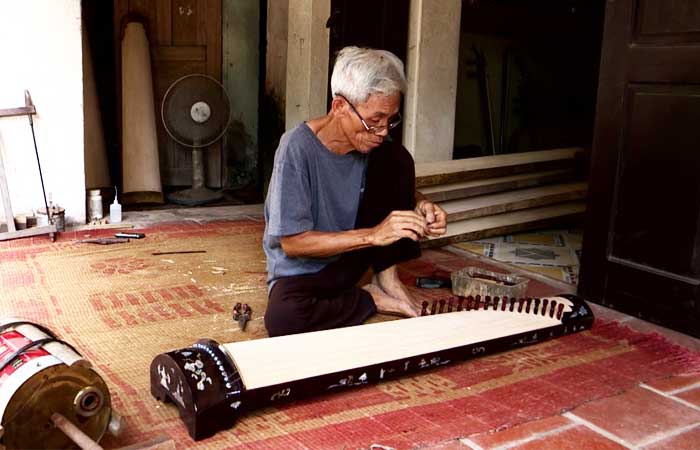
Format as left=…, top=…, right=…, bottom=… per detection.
left=610, top=85, right=700, bottom=277
left=579, top=0, right=700, bottom=337
left=604, top=262, right=700, bottom=332
left=636, top=0, right=700, bottom=42
left=629, top=46, right=700, bottom=83
left=172, top=0, right=201, bottom=45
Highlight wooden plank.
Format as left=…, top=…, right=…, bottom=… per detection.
left=418, top=169, right=576, bottom=203
left=226, top=298, right=573, bottom=390
left=69, top=223, right=134, bottom=232
left=415, top=148, right=583, bottom=188
left=172, top=0, right=200, bottom=45
left=422, top=202, right=586, bottom=248
left=205, top=0, right=222, bottom=80
left=0, top=106, right=36, bottom=119
left=152, top=45, right=206, bottom=61
left=0, top=225, right=57, bottom=242
left=197, top=0, right=208, bottom=48
left=440, top=182, right=588, bottom=222
left=155, top=0, right=172, bottom=45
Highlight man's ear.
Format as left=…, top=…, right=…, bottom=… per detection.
left=330, top=96, right=346, bottom=115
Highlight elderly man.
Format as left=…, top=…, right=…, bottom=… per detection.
left=263, top=46, right=447, bottom=337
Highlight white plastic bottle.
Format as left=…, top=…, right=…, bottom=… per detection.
left=110, top=186, right=122, bottom=223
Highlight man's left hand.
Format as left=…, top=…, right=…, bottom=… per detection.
left=415, top=200, right=447, bottom=237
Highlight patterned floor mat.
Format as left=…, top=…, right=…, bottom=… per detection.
left=454, top=229, right=582, bottom=284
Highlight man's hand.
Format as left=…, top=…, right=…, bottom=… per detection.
left=415, top=200, right=447, bottom=236
left=369, top=210, right=428, bottom=246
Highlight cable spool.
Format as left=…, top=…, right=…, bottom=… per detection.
left=0, top=318, right=120, bottom=449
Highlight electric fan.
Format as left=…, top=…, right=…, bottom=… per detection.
left=161, top=74, right=232, bottom=205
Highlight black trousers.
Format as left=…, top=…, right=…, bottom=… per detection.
left=264, top=140, right=421, bottom=337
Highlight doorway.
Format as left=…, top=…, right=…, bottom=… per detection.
left=326, top=0, right=410, bottom=143
left=454, top=0, right=605, bottom=159
left=83, top=1, right=263, bottom=211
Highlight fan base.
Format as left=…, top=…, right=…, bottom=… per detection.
left=167, top=187, right=223, bottom=206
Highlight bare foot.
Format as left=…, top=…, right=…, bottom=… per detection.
left=373, top=266, right=417, bottom=306
left=362, top=283, right=420, bottom=318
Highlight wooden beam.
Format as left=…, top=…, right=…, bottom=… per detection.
left=422, top=202, right=586, bottom=248
left=0, top=225, right=57, bottom=242
left=418, top=169, right=576, bottom=203
left=0, top=106, right=36, bottom=118
left=415, top=148, right=583, bottom=188
left=440, top=182, right=588, bottom=222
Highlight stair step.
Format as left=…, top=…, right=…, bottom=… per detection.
left=419, top=169, right=576, bottom=203
left=440, top=182, right=587, bottom=222
left=415, top=147, right=583, bottom=188
left=422, top=202, right=586, bottom=248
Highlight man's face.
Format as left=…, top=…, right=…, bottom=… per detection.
left=342, top=92, right=401, bottom=153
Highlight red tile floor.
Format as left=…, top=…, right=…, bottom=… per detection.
left=416, top=300, right=700, bottom=450
left=417, top=375, right=700, bottom=449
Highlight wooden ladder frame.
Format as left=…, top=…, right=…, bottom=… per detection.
left=0, top=96, right=57, bottom=242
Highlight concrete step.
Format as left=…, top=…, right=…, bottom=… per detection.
left=422, top=201, right=586, bottom=248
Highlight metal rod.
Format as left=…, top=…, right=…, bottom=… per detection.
left=51, top=413, right=103, bottom=450
left=25, top=91, right=52, bottom=224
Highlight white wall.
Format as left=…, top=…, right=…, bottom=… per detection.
left=0, top=0, right=85, bottom=225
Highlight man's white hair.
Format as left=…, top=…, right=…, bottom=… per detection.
left=330, top=46, right=407, bottom=105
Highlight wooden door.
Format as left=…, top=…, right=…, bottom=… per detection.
left=327, top=0, right=410, bottom=143
left=579, top=0, right=700, bottom=337
left=114, top=0, right=222, bottom=188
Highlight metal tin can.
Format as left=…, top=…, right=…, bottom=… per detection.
left=0, top=318, right=118, bottom=449
left=36, top=205, right=65, bottom=231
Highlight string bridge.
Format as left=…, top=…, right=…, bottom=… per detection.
left=420, top=296, right=566, bottom=320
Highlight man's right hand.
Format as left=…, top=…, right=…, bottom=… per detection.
left=369, top=210, right=428, bottom=246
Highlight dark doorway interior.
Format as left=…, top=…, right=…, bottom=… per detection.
left=82, top=1, right=119, bottom=189
left=454, top=0, right=606, bottom=159
left=326, top=0, right=410, bottom=143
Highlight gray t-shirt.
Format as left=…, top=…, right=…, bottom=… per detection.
left=263, top=123, right=368, bottom=285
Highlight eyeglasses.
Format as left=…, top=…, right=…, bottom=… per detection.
left=337, top=94, right=402, bottom=135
